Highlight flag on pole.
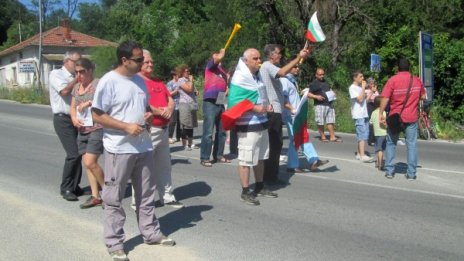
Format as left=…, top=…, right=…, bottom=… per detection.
left=305, top=11, right=326, bottom=42
left=292, top=89, right=310, bottom=149
left=221, top=58, right=259, bottom=130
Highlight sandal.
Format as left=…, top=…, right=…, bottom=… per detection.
left=217, top=157, right=231, bottom=164
left=200, top=160, right=213, bottom=167
left=320, top=138, right=329, bottom=143
left=329, top=138, right=343, bottom=143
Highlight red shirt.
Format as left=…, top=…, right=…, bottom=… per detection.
left=381, top=72, right=425, bottom=123
left=145, top=78, right=171, bottom=127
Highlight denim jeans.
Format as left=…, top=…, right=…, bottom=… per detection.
left=385, top=122, right=418, bottom=177
left=286, top=121, right=319, bottom=168
left=200, top=100, right=226, bottom=161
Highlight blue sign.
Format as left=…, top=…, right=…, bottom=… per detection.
left=370, top=54, right=380, bottom=72
left=419, top=32, right=433, bottom=101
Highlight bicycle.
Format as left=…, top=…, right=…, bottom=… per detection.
left=418, top=100, right=438, bottom=140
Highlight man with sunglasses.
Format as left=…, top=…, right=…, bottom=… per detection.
left=49, top=50, right=84, bottom=201
left=259, top=44, right=310, bottom=186
left=92, top=41, right=175, bottom=261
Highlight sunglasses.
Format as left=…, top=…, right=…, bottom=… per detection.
left=128, top=57, right=144, bottom=63
left=76, top=69, right=87, bottom=74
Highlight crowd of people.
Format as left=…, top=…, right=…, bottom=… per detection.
left=48, top=40, right=425, bottom=260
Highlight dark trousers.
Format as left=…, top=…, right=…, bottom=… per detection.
left=168, top=110, right=181, bottom=141
left=53, top=114, right=82, bottom=193
left=229, top=129, right=238, bottom=155
left=264, top=112, right=283, bottom=182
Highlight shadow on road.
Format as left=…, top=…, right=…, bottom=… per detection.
left=173, top=181, right=212, bottom=201
left=124, top=205, right=213, bottom=252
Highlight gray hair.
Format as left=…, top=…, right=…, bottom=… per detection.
left=143, top=49, right=151, bottom=56
left=63, top=50, right=81, bottom=62
left=263, top=44, right=282, bottom=57
left=367, top=77, right=375, bottom=84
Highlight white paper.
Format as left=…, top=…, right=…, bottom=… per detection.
left=216, top=92, right=227, bottom=105
left=77, top=106, right=94, bottom=127
left=325, top=90, right=336, bottom=102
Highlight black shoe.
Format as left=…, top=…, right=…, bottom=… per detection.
left=62, top=190, right=78, bottom=201
left=75, top=187, right=91, bottom=197
left=406, top=175, right=417, bottom=181
left=240, top=192, right=260, bottom=205
left=254, top=188, right=278, bottom=198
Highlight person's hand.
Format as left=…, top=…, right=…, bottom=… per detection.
left=362, top=80, right=367, bottom=89
left=253, top=105, right=267, bottom=114
left=160, top=107, right=173, bottom=119
left=78, top=101, right=92, bottom=112
left=144, top=111, right=154, bottom=124
left=291, top=109, right=297, bottom=115
left=299, top=48, right=310, bottom=59
left=71, top=117, right=83, bottom=128
left=316, top=95, right=325, bottom=101
left=125, top=123, right=144, bottom=136
left=379, top=114, right=387, bottom=126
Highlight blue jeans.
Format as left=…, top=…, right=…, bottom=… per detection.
left=286, top=121, right=319, bottom=168
left=200, top=100, right=226, bottom=161
left=385, top=122, right=418, bottom=177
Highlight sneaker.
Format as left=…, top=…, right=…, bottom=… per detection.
left=406, top=175, right=416, bottom=181
left=355, top=153, right=360, bottom=160
left=184, top=146, right=192, bottom=151
left=130, top=203, right=136, bottom=211
left=240, top=192, right=260, bottom=205
left=189, top=144, right=199, bottom=149
left=164, top=201, right=184, bottom=209
left=255, top=188, right=278, bottom=198
left=398, top=139, right=405, bottom=146
left=147, top=235, right=176, bottom=246
left=79, top=196, right=103, bottom=209
left=169, top=138, right=175, bottom=144
left=109, top=249, right=129, bottom=261
left=385, top=173, right=395, bottom=179
left=360, top=155, right=374, bottom=163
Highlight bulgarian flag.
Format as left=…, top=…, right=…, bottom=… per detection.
left=305, top=11, right=326, bottom=42
left=221, top=58, right=259, bottom=130
left=292, top=89, right=310, bottom=149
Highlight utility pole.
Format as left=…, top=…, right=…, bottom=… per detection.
left=37, top=0, right=43, bottom=91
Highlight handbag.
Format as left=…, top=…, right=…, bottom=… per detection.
left=386, top=73, right=413, bottom=134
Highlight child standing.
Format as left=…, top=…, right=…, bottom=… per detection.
left=370, top=96, right=387, bottom=170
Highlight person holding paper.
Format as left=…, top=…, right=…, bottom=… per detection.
left=308, top=68, right=342, bottom=143
left=70, top=58, right=104, bottom=209
left=200, top=48, right=230, bottom=167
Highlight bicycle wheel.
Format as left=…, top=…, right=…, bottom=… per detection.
left=429, top=126, right=438, bottom=139
left=418, top=117, right=430, bottom=140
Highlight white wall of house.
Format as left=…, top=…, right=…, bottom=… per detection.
left=0, top=46, right=89, bottom=88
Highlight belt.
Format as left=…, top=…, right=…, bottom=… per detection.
left=54, top=113, right=70, bottom=117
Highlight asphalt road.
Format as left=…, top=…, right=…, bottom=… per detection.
left=1, top=99, right=463, bottom=261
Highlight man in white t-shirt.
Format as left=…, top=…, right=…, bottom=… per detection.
left=349, top=71, right=375, bottom=162
left=91, top=40, right=175, bottom=261
left=49, top=50, right=84, bottom=201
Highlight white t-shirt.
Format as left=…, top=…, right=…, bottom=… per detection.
left=349, top=84, right=368, bottom=119
left=92, top=70, right=153, bottom=154
left=49, top=67, right=73, bottom=114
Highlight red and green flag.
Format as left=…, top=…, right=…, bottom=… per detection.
left=305, top=11, right=326, bottom=42
left=292, top=90, right=310, bottom=149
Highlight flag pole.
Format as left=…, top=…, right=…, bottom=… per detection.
left=298, top=40, right=309, bottom=64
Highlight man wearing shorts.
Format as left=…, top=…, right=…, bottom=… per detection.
left=92, top=40, right=174, bottom=261
left=308, top=68, right=341, bottom=142
left=228, top=48, right=278, bottom=206
left=349, top=71, right=375, bottom=162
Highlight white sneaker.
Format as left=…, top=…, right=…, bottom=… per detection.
left=131, top=203, right=136, bottom=211
left=360, top=155, right=374, bottom=163
left=355, top=153, right=360, bottom=160
left=398, top=139, right=405, bottom=146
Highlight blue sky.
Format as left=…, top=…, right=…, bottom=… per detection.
left=18, top=0, right=100, bottom=18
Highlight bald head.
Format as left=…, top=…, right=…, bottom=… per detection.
left=242, top=48, right=261, bottom=73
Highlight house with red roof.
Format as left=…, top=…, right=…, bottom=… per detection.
left=0, top=20, right=116, bottom=87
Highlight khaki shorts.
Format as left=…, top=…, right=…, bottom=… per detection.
left=237, top=130, right=269, bottom=166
